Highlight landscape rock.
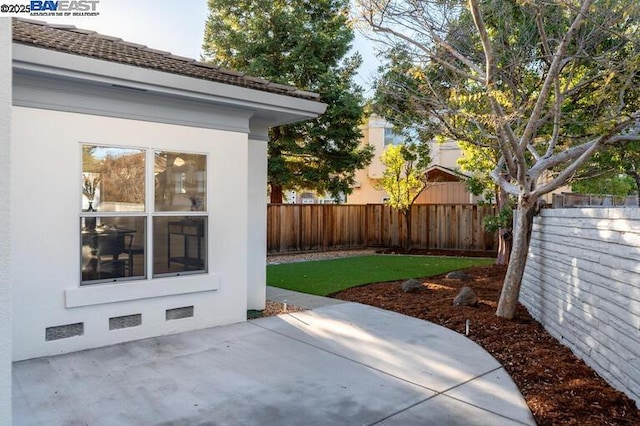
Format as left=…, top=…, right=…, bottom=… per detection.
left=453, top=286, right=478, bottom=306
left=446, top=270, right=472, bottom=281
left=401, top=279, right=423, bottom=293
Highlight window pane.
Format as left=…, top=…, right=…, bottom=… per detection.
left=82, top=146, right=145, bottom=212
left=155, top=151, right=206, bottom=211
left=153, top=217, right=207, bottom=276
left=81, top=216, right=146, bottom=284
left=383, top=128, right=404, bottom=146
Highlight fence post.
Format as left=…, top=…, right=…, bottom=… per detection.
left=322, top=204, right=327, bottom=251
left=365, top=204, right=369, bottom=248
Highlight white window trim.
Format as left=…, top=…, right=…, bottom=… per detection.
left=79, top=144, right=210, bottom=285
left=66, top=273, right=219, bottom=308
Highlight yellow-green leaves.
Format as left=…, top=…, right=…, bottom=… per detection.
left=379, top=144, right=429, bottom=213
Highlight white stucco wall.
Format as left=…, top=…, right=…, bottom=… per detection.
left=521, top=208, right=640, bottom=407
left=0, top=17, right=12, bottom=426
left=11, top=107, right=253, bottom=360
left=246, top=137, right=267, bottom=310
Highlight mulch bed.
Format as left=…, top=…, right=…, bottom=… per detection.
left=331, top=264, right=640, bottom=426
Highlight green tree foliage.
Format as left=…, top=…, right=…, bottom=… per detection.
left=572, top=172, right=636, bottom=198
left=202, top=0, right=373, bottom=202
left=379, top=141, right=431, bottom=249
left=360, top=0, right=640, bottom=318
left=373, top=46, right=514, bottom=263
left=573, top=142, right=640, bottom=203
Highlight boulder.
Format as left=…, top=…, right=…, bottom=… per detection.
left=453, top=286, right=478, bottom=306
left=401, top=279, right=423, bottom=293
left=446, top=270, right=472, bottom=281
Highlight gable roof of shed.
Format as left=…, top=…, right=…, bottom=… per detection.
left=11, top=18, right=320, bottom=101
left=425, top=165, right=469, bottom=182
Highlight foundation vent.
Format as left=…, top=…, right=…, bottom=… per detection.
left=166, top=306, right=194, bottom=320
left=109, top=314, right=142, bottom=330
left=45, top=323, right=84, bottom=341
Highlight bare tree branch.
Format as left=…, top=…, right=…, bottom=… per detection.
left=519, top=0, right=595, bottom=151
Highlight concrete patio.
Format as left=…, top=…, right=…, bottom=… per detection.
left=13, top=298, right=536, bottom=425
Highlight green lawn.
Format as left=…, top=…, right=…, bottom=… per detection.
left=267, top=255, right=494, bottom=296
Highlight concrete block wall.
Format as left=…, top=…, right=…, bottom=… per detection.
left=521, top=208, right=640, bottom=407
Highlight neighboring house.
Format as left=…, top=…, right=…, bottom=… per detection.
left=346, top=115, right=479, bottom=204
left=8, top=18, right=325, bottom=361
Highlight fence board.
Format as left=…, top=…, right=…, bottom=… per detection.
left=267, top=204, right=497, bottom=254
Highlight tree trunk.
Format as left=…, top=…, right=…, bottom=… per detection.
left=495, top=201, right=536, bottom=319
left=495, top=185, right=512, bottom=266
left=270, top=183, right=284, bottom=204
left=403, top=209, right=412, bottom=250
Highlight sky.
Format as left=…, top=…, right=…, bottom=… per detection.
left=24, top=0, right=381, bottom=93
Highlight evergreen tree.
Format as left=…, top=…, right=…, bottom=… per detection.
left=203, top=0, right=373, bottom=202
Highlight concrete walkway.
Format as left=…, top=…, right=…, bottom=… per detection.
left=13, top=290, right=536, bottom=425
left=266, top=285, right=348, bottom=309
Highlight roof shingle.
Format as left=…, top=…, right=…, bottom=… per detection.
left=11, top=18, right=320, bottom=101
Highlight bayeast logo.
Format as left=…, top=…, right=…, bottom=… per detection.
left=31, top=1, right=99, bottom=16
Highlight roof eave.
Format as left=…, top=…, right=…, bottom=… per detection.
left=12, top=43, right=326, bottom=127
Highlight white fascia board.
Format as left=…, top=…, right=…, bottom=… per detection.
left=12, top=44, right=326, bottom=126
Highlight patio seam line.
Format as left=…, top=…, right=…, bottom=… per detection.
left=425, top=366, right=533, bottom=426
left=250, top=311, right=508, bottom=399
left=432, top=366, right=533, bottom=426
left=367, top=365, right=535, bottom=426
left=248, top=317, right=441, bottom=393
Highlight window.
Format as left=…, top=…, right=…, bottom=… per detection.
left=80, top=146, right=207, bottom=285
left=384, top=128, right=404, bottom=146
left=153, top=151, right=207, bottom=277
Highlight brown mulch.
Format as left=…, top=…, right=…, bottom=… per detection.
left=332, top=264, right=640, bottom=426
left=252, top=300, right=307, bottom=318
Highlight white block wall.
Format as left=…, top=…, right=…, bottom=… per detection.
left=521, top=208, right=640, bottom=407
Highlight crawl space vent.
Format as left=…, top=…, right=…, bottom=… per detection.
left=166, top=306, right=194, bottom=320
left=45, top=323, right=84, bottom=341
left=109, top=314, right=142, bottom=330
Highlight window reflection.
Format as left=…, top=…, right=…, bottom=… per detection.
left=82, top=146, right=145, bottom=212
left=155, top=151, right=206, bottom=211
left=81, top=216, right=146, bottom=283
left=384, top=128, right=404, bottom=146
left=153, top=217, right=207, bottom=276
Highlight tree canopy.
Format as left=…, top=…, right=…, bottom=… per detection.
left=573, top=142, right=640, bottom=203
left=203, top=0, right=373, bottom=202
left=359, top=0, right=640, bottom=318
left=379, top=140, right=431, bottom=248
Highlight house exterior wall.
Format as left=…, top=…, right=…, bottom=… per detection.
left=0, top=17, right=12, bottom=425
left=11, top=107, right=253, bottom=360
left=246, top=134, right=268, bottom=310
left=363, top=117, right=387, bottom=180
left=520, top=208, right=640, bottom=407
left=430, top=140, right=461, bottom=168
left=348, top=117, right=408, bottom=204
left=349, top=172, right=389, bottom=204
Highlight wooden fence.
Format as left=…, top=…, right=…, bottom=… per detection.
left=267, top=204, right=497, bottom=254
